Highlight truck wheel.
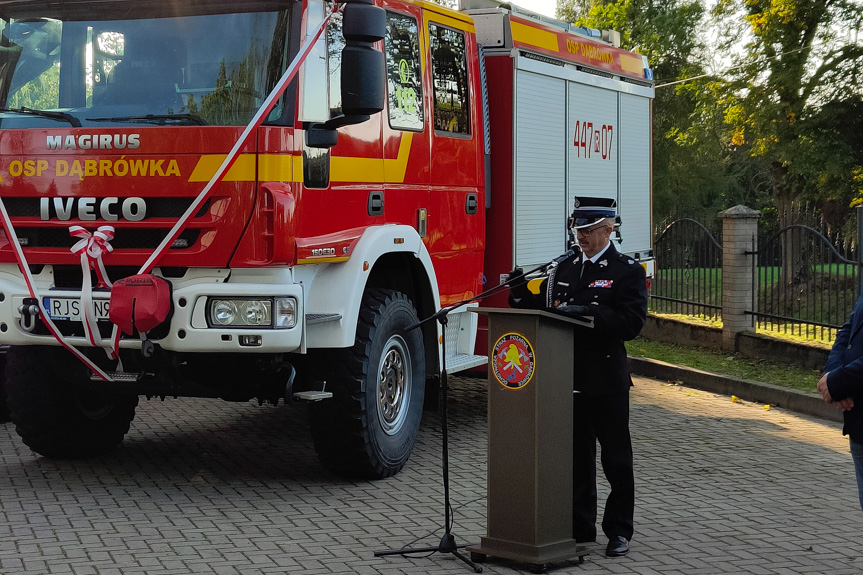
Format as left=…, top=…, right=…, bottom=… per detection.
left=5, top=346, right=138, bottom=458
left=310, top=288, right=426, bottom=479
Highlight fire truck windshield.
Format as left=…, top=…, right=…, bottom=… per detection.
left=0, top=8, right=291, bottom=127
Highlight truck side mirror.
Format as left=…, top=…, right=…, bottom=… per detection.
left=307, top=0, right=385, bottom=148
left=340, top=1, right=385, bottom=117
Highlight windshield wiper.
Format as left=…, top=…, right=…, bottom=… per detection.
left=87, top=114, right=208, bottom=126
left=0, top=107, right=82, bottom=127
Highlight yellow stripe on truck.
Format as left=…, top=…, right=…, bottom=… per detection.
left=641, top=260, right=655, bottom=278
left=511, top=21, right=559, bottom=52
left=296, top=256, right=350, bottom=264
left=331, top=132, right=414, bottom=184
left=188, top=154, right=257, bottom=182
left=619, top=54, right=645, bottom=76
left=384, top=132, right=413, bottom=183
left=258, top=154, right=295, bottom=182
left=189, top=132, right=414, bottom=185
left=331, top=156, right=384, bottom=183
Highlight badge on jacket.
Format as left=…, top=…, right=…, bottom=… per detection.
left=589, top=279, right=614, bottom=288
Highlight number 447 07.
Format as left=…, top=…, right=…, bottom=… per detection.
left=573, top=120, right=614, bottom=160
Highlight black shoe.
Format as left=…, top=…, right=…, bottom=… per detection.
left=605, top=535, right=629, bottom=557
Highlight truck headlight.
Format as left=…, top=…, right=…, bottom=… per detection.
left=274, top=297, right=296, bottom=329
left=208, top=298, right=278, bottom=328
left=242, top=300, right=269, bottom=326
left=212, top=300, right=238, bottom=326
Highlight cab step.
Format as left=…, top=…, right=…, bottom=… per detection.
left=292, top=391, right=333, bottom=401
left=90, top=371, right=142, bottom=382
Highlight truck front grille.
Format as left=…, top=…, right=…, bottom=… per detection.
left=50, top=265, right=187, bottom=289
left=13, top=227, right=200, bottom=251
left=2, top=197, right=209, bottom=250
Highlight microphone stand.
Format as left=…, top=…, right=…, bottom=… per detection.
left=375, top=308, right=481, bottom=572
left=374, top=251, right=576, bottom=572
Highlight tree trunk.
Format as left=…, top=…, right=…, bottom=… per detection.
left=772, top=163, right=808, bottom=294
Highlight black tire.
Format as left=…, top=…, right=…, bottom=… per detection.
left=310, top=288, right=426, bottom=479
left=5, top=346, right=138, bottom=458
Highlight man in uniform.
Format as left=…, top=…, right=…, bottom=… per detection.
left=507, top=197, right=648, bottom=557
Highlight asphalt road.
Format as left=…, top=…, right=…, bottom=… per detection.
left=0, top=374, right=860, bottom=574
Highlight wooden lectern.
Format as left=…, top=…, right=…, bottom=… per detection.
left=468, top=308, right=592, bottom=571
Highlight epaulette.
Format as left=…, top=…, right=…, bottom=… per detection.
left=617, top=252, right=639, bottom=266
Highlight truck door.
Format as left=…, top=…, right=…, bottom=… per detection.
left=381, top=3, right=430, bottom=239
left=425, top=11, right=484, bottom=306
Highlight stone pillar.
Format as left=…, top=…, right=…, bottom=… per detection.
left=719, top=205, right=760, bottom=351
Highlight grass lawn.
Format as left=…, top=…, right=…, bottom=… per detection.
left=626, top=337, right=822, bottom=393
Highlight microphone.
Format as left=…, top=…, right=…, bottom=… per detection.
left=550, top=249, right=575, bottom=266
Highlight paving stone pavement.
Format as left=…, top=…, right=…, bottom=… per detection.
left=1, top=375, right=861, bottom=575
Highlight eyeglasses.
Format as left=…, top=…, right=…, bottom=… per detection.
left=576, top=224, right=610, bottom=237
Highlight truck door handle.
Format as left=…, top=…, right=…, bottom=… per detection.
left=368, top=191, right=384, bottom=216
left=465, top=193, right=478, bottom=214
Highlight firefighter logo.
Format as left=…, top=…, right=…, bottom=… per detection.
left=492, top=332, right=536, bottom=390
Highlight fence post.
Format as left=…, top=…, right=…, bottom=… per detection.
left=719, top=205, right=760, bottom=351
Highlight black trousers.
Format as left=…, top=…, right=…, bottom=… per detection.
left=572, top=392, right=634, bottom=542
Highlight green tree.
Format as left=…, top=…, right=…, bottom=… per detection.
left=715, top=0, right=863, bottom=285
left=715, top=0, right=863, bottom=218
left=8, top=63, right=60, bottom=109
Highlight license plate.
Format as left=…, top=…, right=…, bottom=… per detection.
left=42, top=297, right=111, bottom=321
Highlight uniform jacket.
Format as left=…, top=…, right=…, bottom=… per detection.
left=509, top=243, right=647, bottom=395
left=824, top=294, right=863, bottom=442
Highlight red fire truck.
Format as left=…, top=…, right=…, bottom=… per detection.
left=0, top=0, right=653, bottom=478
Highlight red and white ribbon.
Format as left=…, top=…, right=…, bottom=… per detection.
left=69, top=225, right=115, bottom=352
left=0, top=206, right=113, bottom=380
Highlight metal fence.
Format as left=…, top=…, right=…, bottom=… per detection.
left=650, top=217, right=722, bottom=321
left=748, top=206, right=862, bottom=342
left=651, top=205, right=863, bottom=343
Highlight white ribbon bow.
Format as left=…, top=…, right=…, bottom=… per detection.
left=69, top=225, right=115, bottom=354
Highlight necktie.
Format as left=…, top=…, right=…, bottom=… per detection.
left=580, top=259, right=592, bottom=279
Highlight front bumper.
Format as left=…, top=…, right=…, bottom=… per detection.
left=0, top=265, right=304, bottom=353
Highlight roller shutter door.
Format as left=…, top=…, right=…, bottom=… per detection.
left=618, top=93, right=651, bottom=255
left=566, top=82, right=619, bottom=222
left=513, top=69, right=567, bottom=268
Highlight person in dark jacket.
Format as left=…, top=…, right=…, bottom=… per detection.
left=819, top=294, right=863, bottom=510
left=507, top=197, right=647, bottom=557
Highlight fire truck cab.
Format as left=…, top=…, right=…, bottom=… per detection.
left=0, top=0, right=653, bottom=479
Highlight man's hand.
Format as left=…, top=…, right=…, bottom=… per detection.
left=557, top=304, right=590, bottom=316
left=506, top=267, right=524, bottom=284
left=507, top=267, right=528, bottom=299
left=817, top=373, right=833, bottom=402
left=835, top=397, right=855, bottom=411
left=818, top=372, right=855, bottom=411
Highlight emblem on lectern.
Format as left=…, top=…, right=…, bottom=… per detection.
left=492, top=332, right=536, bottom=390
